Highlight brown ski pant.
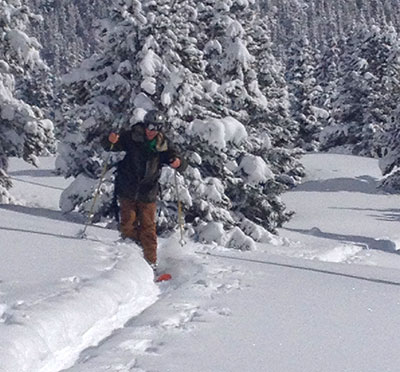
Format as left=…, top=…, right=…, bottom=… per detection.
left=119, top=198, right=157, bottom=265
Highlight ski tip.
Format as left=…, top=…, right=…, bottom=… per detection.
left=155, top=273, right=172, bottom=283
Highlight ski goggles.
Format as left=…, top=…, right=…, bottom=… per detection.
left=146, top=123, right=162, bottom=131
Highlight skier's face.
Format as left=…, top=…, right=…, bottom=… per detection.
left=145, top=128, right=158, bottom=140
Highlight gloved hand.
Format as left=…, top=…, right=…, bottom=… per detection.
left=170, top=158, right=181, bottom=169
left=108, top=133, right=120, bottom=144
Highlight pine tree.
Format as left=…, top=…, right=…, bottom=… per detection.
left=361, top=24, right=400, bottom=157
left=314, top=34, right=341, bottom=131
left=189, top=0, right=304, bottom=231
left=0, top=0, right=55, bottom=203
left=378, top=104, right=400, bottom=192
left=320, top=22, right=400, bottom=156
left=58, top=0, right=304, bottom=249
left=26, top=0, right=112, bottom=75
left=286, top=35, right=322, bottom=151
left=250, top=15, right=296, bottom=147
left=319, top=22, right=372, bottom=154
left=374, top=27, right=400, bottom=191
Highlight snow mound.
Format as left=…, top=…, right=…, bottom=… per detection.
left=0, top=242, right=159, bottom=372
left=186, top=116, right=247, bottom=150
left=316, top=244, right=364, bottom=263
left=0, top=160, right=160, bottom=372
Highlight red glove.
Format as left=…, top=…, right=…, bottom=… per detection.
left=108, top=133, right=119, bottom=144
left=170, top=158, right=181, bottom=169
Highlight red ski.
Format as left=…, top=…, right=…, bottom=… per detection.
left=155, top=273, right=172, bottom=282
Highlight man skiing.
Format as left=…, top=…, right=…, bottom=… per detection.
left=105, top=111, right=186, bottom=269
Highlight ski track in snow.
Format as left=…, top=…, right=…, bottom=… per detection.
left=62, top=243, right=247, bottom=372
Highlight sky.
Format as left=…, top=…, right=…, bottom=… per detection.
left=1, top=153, right=400, bottom=372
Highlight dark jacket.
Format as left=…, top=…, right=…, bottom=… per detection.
left=104, top=124, right=185, bottom=203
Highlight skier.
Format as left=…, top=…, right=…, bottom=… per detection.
left=104, top=111, right=186, bottom=269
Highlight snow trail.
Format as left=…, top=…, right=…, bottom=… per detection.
left=62, top=239, right=246, bottom=372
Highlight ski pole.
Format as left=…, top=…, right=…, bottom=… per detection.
left=79, top=143, right=114, bottom=238
left=174, top=169, right=186, bottom=246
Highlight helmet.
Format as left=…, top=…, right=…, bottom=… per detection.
left=143, top=110, right=165, bottom=130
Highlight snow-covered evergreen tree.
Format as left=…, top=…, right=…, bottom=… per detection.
left=249, top=14, right=297, bottom=148
left=286, top=36, right=322, bottom=151
left=375, top=28, right=400, bottom=191
left=314, top=35, right=341, bottom=131
left=27, top=0, right=111, bottom=75
left=151, top=0, right=303, bottom=234
left=363, top=25, right=400, bottom=157
left=320, top=23, right=400, bottom=156
left=57, top=0, right=304, bottom=249
left=378, top=104, right=400, bottom=192
left=0, top=0, right=55, bottom=203
left=319, top=22, right=371, bottom=154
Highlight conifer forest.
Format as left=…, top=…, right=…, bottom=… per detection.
left=2, top=0, right=400, bottom=249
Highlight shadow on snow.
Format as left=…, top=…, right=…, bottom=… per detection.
left=292, top=175, right=381, bottom=194
left=0, top=204, right=117, bottom=244
left=8, top=169, right=58, bottom=178
left=329, top=206, right=400, bottom=223
left=0, top=204, right=84, bottom=224
left=283, top=227, right=398, bottom=255
left=0, top=225, right=91, bottom=242
left=198, top=251, right=400, bottom=287
left=8, top=176, right=65, bottom=191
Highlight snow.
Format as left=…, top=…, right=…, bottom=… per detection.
left=6, top=29, right=44, bottom=68
left=140, top=48, right=162, bottom=77
left=311, top=105, right=329, bottom=119
left=186, top=116, right=247, bottom=150
left=237, top=153, right=274, bottom=185
left=226, top=19, right=245, bottom=38
left=59, top=173, right=97, bottom=213
left=2, top=153, right=400, bottom=372
left=224, top=37, right=255, bottom=72
left=62, top=58, right=99, bottom=84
